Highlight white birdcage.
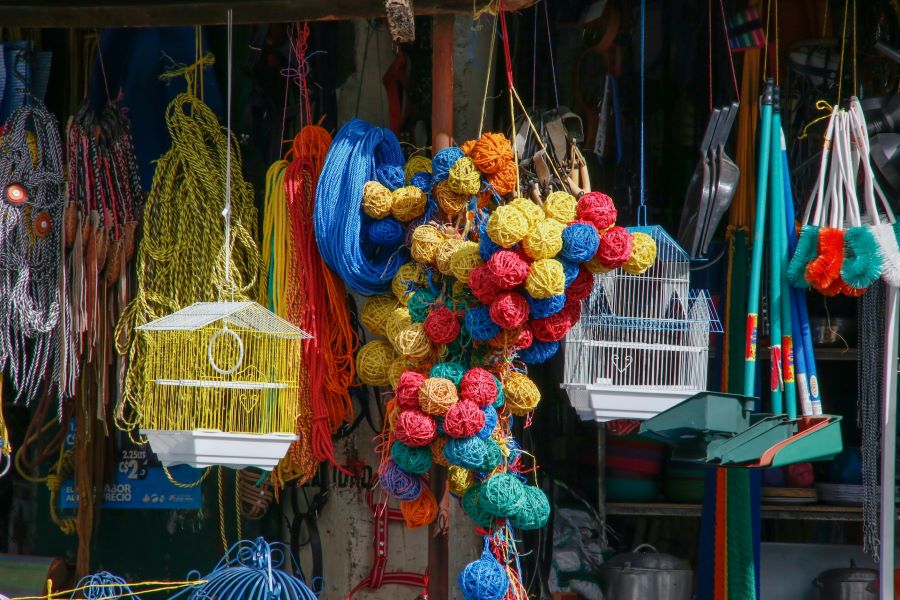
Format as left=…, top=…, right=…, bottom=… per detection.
left=563, top=226, right=721, bottom=422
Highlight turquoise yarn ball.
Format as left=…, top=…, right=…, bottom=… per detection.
left=509, top=485, right=551, bottom=530
left=477, top=405, right=498, bottom=439
left=479, top=472, right=526, bottom=517
left=408, top=289, right=438, bottom=323
left=491, top=376, right=505, bottom=409
left=444, top=436, right=487, bottom=470
left=480, top=437, right=502, bottom=472
left=368, top=217, right=405, bottom=248
left=391, top=441, right=432, bottom=475
left=465, top=306, right=501, bottom=342
left=560, top=222, right=600, bottom=263
left=461, top=485, right=493, bottom=527
left=430, top=361, right=468, bottom=386
left=458, top=548, right=510, bottom=600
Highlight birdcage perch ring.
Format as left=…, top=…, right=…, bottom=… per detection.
left=208, top=327, right=244, bottom=376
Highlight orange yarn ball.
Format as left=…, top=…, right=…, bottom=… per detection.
left=418, top=376, right=459, bottom=416
left=433, top=180, right=469, bottom=216
left=488, top=161, right=517, bottom=196
left=431, top=436, right=450, bottom=467
left=400, top=485, right=438, bottom=528
left=469, top=132, right=514, bottom=175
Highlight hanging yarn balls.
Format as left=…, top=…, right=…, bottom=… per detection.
left=479, top=218, right=505, bottom=261
left=458, top=550, right=510, bottom=600
left=519, top=339, right=560, bottom=364
left=577, top=191, right=617, bottom=232
left=504, top=372, right=541, bottom=416
left=379, top=458, right=423, bottom=500
left=508, top=197, right=546, bottom=227
left=480, top=472, right=526, bottom=517
left=405, top=155, right=433, bottom=181
left=487, top=205, right=530, bottom=249
left=465, top=305, right=501, bottom=341
left=490, top=327, right=529, bottom=350
left=561, top=259, right=580, bottom=286
left=450, top=241, right=484, bottom=284
left=527, top=293, right=566, bottom=319
left=394, top=409, right=438, bottom=447
left=395, top=323, right=433, bottom=362
left=400, top=485, right=438, bottom=528
left=560, top=221, right=600, bottom=263
left=480, top=438, right=503, bottom=472
left=461, top=485, right=494, bottom=527
left=566, top=266, right=595, bottom=302
left=386, top=307, right=413, bottom=349
left=431, top=436, right=450, bottom=467
left=449, top=465, right=477, bottom=496
left=432, top=180, right=469, bottom=217
left=362, top=181, right=394, bottom=219
left=489, top=292, right=530, bottom=330
left=525, top=258, right=566, bottom=299
left=562, top=297, right=583, bottom=325
left=391, top=440, right=433, bottom=475
left=509, top=485, right=551, bottom=531
left=418, top=377, right=459, bottom=416
left=367, top=216, right=405, bottom=248
left=387, top=357, right=411, bottom=389
left=492, top=376, right=506, bottom=409
left=391, top=262, right=423, bottom=304
left=360, top=295, right=400, bottom=336
left=376, top=164, right=406, bottom=191
left=461, top=367, right=499, bottom=408
left=432, top=146, right=466, bottom=182
left=430, top=361, right=467, bottom=386
left=356, top=340, right=397, bottom=386
left=592, top=225, right=633, bottom=271
left=487, top=161, right=517, bottom=196
left=522, top=217, right=565, bottom=260
left=424, top=305, right=461, bottom=345
left=468, top=265, right=502, bottom=304
left=469, top=132, right=514, bottom=175
left=543, top=191, right=578, bottom=224
left=531, top=311, right=573, bottom=342
left=448, top=156, right=483, bottom=196
left=391, top=186, right=428, bottom=222
left=410, top=171, right=433, bottom=193
left=444, top=435, right=488, bottom=470
left=623, top=231, right=657, bottom=275
left=478, top=405, right=498, bottom=439
left=435, top=237, right=464, bottom=274
left=410, top=224, right=446, bottom=265
left=486, top=250, right=530, bottom=289
left=444, top=400, right=487, bottom=439
left=407, top=288, right=438, bottom=324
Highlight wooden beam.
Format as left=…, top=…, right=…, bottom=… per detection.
left=0, top=0, right=479, bottom=28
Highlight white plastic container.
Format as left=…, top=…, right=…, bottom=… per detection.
left=142, top=429, right=297, bottom=471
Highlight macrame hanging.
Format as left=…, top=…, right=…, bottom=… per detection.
left=859, top=281, right=884, bottom=558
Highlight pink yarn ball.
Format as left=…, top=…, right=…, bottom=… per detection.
left=531, top=311, right=574, bottom=342
left=594, top=226, right=633, bottom=270
left=395, top=409, right=438, bottom=447
left=489, top=291, right=529, bottom=330
left=443, top=400, right=486, bottom=438
left=396, top=371, right=426, bottom=409
left=460, top=367, right=499, bottom=408
left=566, top=266, right=594, bottom=302
left=468, top=265, right=501, bottom=305
left=577, top=191, right=617, bottom=232
left=424, top=305, right=461, bottom=344
left=486, top=250, right=530, bottom=289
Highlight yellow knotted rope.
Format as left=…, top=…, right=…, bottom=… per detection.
left=259, top=160, right=293, bottom=316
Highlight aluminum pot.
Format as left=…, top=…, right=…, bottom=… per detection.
left=813, top=561, right=877, bottom=600
left=598, top=544, right=692, bottom=600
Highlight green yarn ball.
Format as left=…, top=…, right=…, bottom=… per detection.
left=442, top=336, right=471, bottom=364
left=407, top=289, right=438, bottom=323
left=430, top=361, right=468, bottom=386
left=508, top=485, right=550, bottom=530
left=391, top=440, right=433, bottom=475
left=480, top=472, right=526, bottom=518
left=492, top=376, right=505, bottom=409
left=461, top=484, right=494, bottom=527
left=481, top=437, right=502, bottom=472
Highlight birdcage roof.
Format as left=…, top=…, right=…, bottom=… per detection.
left=135, top=302, right=312, bottom=338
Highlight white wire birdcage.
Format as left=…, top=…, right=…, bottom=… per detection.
left=563, top=226, right=722, bottom=421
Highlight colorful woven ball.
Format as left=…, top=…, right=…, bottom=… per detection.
left=418, top=377, right=459, bottom=416
left=508, top=197, right=545, bottom=227
left=623, top=231, right=657, bottom=275
left=406, top=289, right=437, bottom=324
left=405, top=155, right=433, bottom=180
left=379, top=458, right=423, bottom=500
left=395, top=323, right=433, bottom=362
left=444, top=399, right=487, bottom=438
left=435, top=237, right=464, bottom=275
left=489, top=292, right=529, bottom=330
left=362, top=181, right=393, bottom=219
left=543, top=191, right=578, bottom=224
left=560, top=221, right=600, bottom=263
left=469, top=132, right=514, bottom=175
left=509, top=485, right=551, bottom=530
left=458, top=550, right=510, bottom=600
left=367, top=217, right=405, bottom=248
left=391, top=186, right=428, bottom=222
left=424, top=305, right=461, bottom=344
left=410, top=224, right=445, bottom=265
left=395, top=409, right=437, bottom=447
left=486, top=205, right=530, bottom=249
left=592, top=225, right=633, bottom=271
left=444, top=436, right=487, bottom=470
left=356, top=340, right=397, bottom=386
left=477, top=405, right=498, bottom=439
left=391, top=440, right=433, bottom=475
left=519, top=339, right=559, bottom=364
left=410, top=171, right=433, bottom=193
left=461, top=485, right=494, bottom=527
left=467, top=265, right=501, bottom=305
left=562, top=297, right=583, bottom=325
left=391, top=262, right=424, bottom=304
left=526, top=293, right=566, bottom=319
left=386, top=307, right=413, bottom=349
left=531, top=311, right=573, bottom=342
left=448, top=156, right=482, bottom=195
left=487, top=160, right=517, bottom=196
left=396, top=370, right=426, bottom=409
left=448, top=465, right=477, bottom=496
left=360, top=295, right=399, bottom=336
left=449, top=241, right=484, bottom=284
left=577, top=191, right=617, bottom=232
left=430, top=361, right=467, bottom=386
left=399, top=485, right=438, bottom=528
left=376, top=164, right=406, bottom=191
left=486, top=250, right=530, bottom=289
left=461, top=368, right=499, bottom=408
left=566, top=266, right=594, bottom=302
left=433, top=180, right=469, bottom=217
left=480, top=438, right=503, bottom=472
left=489, top=327, right=529, bottom=350
left=465, top=305, right=501, bottom=341
left=492, top=377, right=506, bottom=409
left=525, top=258, right=566, bottom=299
left=431, top=436, right=450, bottom=467
left=479, top=218, right=505, bottom=261
left=480, top=472, right=526, bottom=517
left=560, top=259, right=580, bottom=286
left=503, top=372, right=540, bottom=416
left=388, top=358, right=413, bottom=389
left=432, top=146, right=466, bottom=182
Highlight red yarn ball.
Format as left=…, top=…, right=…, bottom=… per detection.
left=577, top=192, right=617, bottom=232
left=396, top=371, right=426, bottom=409
left=594, top=226, right=633, bottom=270
left=562, top=297, right=583, bottom=325
left=460, top=367, right=499, bottom=408
left=395, top=409, right=438, bottom=447
left=566, top=266, right=594, bottom=302
left=518, top=326, right=534, bottom=349
left=489, top=327, right=529, bottom=349
left=489, top=292, right=529, bottom=330
left=468, top=265, right=501, bottom=305
left=531, top=311, right=574, bottom=342
left=486, top=250, right=531, bottom=289
left=424, top=305, right=461, bottom=344
left=443, top=400, right=486, bottom=438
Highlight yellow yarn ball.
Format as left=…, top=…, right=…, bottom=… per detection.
left=509, top=197, right=545, bottom=227
left=395, top=323, right=434, bottom=362
left=361, top=181, right=394, bottom=219
left=487, top=204, right=530, bottom=248
left=391, top=185, right=427, bottom=222
left=543, top=191, right=577, bottom=224
left=525, top=258, right=566, bottom=299
left=435, top=238, right=463, bottom=275
left=360, top=295, right=400, bottom=336
left=622, top=232, right=657, bottom=275
left=410, top=224, right=445, bottom=266
left=449, top=241, right=483, bottom=284
left=386, top=307, right=413, bottom=350
left=448, top=466, right=476, bottom=496
left=356, top=340, right=397, bottom=386
left=522, top=218, right=565, bottom=260
left=418, top=377, right=459, bottom=416
left=431, top=436, right=450, bottom=467
left=387, top=357, right=412, bottom=389
left=405, top=155, right=433, bottom=182
left=447, top=156, right=482, bottom=196
left=433, top=180, right=469, bottom=217
left=585, top=256, right=613, bottom=274
left=392, top=262, right=425, bottom=304
left=504, top=372, right=541, bottom=416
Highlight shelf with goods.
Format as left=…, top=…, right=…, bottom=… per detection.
left=604, top=501, right=893, bottom=522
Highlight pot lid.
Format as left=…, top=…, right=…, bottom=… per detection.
left=817, top=561, right=878, bottom=583
left=601, top=544, right=690, bottom=571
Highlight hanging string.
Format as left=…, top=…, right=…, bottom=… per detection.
left=774, top=0, right=780, bottom=84
left=639, top=0, right=647, bottom=225
left=223, top=9, right=234, bottom=299
left=836, top=0, right=850, bottom=105
left=543, top=0, right=560, bottom=109
left=852, top=0, right=857, bottom=96
left=478, top=11, right=499, bottom=138
left=762, top=0, right=772, bottom=81
left=718, top=0, right=741, bottom=102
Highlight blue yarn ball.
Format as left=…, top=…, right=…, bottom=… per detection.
left=367, top=217, right=405, bottom=248
left=560, top=222, right=600, bottom=263
left=411, top=171, right=433, bottom=193
left=491, top=376, right=505, bottom=409
left=480, top=438, right=502, bottom=472
left=430, top=362, right=468, bottom=386
left=391, top=441, right=433, bottom=475
left=526, top=293, right=566, bottom=319
left=376, top=164, right=406, bottom=191
left=432, top=147, right=466, bottom=182
left=379, top=459, right=423, bottom=500
left=519, top=339, right=560, bottom=364
left=465, top=306, right=501, bottom=341
left=458, top=550, right=510, bottom=600
left=477, top=405, right=498, bottom=439
left=478, top=218, right=504, bottom=261
left=444, top=436, right=488, bottom=470
left=560, top=259, right=580, bottom=286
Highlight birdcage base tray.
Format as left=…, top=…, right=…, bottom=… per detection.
left=141, top=429, right=297, bottom=471
left=564, top=385, right=701, bottom=422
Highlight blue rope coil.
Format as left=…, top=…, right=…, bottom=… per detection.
left=71, top=572, right=140, bottom=599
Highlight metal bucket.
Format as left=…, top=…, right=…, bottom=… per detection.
left=598, top=544, right=692, bottom=600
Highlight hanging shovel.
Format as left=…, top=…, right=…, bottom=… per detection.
left=677, top=106, right=722, bottom=258
left=700, top=100, right=740, bottom=255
